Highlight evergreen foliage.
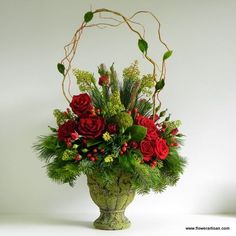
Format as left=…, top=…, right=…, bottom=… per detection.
left=34, top=61, right=186, bottom=194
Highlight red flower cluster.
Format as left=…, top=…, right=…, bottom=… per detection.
left=58, top=120, right=78, bottom=146
left=58, top=93, right=171, bottom=167
left=58, top=94, right=105, bottom=144
left=136, top=115, right=169, bottom=162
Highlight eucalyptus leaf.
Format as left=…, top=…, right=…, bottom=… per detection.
left=163, top=50, right=173, bottom=60
left=138, top=39, right=148, bottom=53
left=48, top=126, right=57, bottom=132
left=84, top=11, right=93, bottom=23
left=57, top=63, right=65, bottom=75
left=86, top=139, right=103, bottom=147
left=155, top=79, right=165, bottom=91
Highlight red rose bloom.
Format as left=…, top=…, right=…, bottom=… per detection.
left=107, top=123, right=117, bottom=134
left=136, top=115, right=157, bottom=134
left=140, top=140, right=154, bottom=162
left=78, top=116, right=105, bottom=138
left=154, top=138, right=169, bottom=160
left=146, top=130, right=159, bottom=141
left=58, top=120, right=77, bottom=142
left=98, top=75, right=109, bottom=86
left=70, top=93, right=92, bottom=116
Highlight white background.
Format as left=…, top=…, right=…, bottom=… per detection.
left=0, top=0, right=235, bottom=235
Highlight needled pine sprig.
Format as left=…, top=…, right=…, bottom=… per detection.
left=33, top=134, right=64, bottom=163
left=46, top=159, right=95, bottom=185
left=160, top=148, right=186, bottom=186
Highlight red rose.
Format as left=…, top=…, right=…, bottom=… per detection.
left=99, top=75, right=109, bottom=86
left=58, top=120, right=77, bottom=142
left=70, top=93, right=92, bottom=116
left=154, top=138, right=169, bottom=160
left=140, top=140, right=154, bottom=162
left=146, top=130, right=159, bottom=141
left=107, top=123, right=117, bottom=134
left=135, top=115, right=157, bottom=134
left=78, top=116, right=105, bottom=138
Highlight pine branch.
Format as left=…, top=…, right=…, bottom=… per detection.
left=33, top=134, right=63, bottom=163
left=136, top=98, right=152, bottom=116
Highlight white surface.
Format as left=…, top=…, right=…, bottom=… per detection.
left=0, top=214, right=235, bottom=236
left=0, top=0, right=236, bottom=218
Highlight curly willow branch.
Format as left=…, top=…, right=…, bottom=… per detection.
left=60, top=8, right=170, bottom=117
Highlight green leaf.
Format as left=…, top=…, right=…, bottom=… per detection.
left=163, top=50, right=173, bottom=60
left=160, top=109, right=167, bottom=117
left=155, top=104, right=161, bottom=113
left=155, top=79, right=165, bottom=91
left=81, top=148, right=89, bottom=153
left=57, top=63, right=65, bottom=75
left=127, top=125, right=147, bottom=142
left=84, top=11, right=93, bottom=23
left=86, top=139, right=102, bottom=147
left=138, top=39, right=148, bottom=53
left=48, top=126, right=57, bottom=132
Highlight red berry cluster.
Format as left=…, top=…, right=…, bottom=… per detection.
left=119, top=141, right=138, bottom=156
left=119, top=142, right=128, bottom=155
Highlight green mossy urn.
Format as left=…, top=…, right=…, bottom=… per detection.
left=87, top=170, right=135, bottom=230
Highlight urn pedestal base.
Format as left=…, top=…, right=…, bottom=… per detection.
left=94, top=209, right=130, bottom=230
left=87, top=172, right=135, bottom=230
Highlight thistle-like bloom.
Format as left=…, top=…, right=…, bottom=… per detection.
left=104, top=155, right=113, bottom=163
left=103, top=132, right=112, bottom=141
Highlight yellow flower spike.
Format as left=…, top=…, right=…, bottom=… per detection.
left=104, top=155, right=113, bottom=163
left=103, top=132, right=112, bottom=142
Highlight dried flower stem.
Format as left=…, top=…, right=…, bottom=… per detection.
left=60, top=8, right=170, bottom=117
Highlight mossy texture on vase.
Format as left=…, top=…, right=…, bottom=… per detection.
left=87, top=170, right=135, bottom=230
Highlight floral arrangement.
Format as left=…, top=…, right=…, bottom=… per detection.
left=34, top=9, right=186, bottom=195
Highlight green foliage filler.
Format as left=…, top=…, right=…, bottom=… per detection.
left=111, top=112, right=133, bottom=131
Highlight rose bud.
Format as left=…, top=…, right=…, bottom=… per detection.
left=107, top=123, right=117, bottom=134
left=152, top=160, right=157, bottom=166
left=122, top=146, right=127, bottom=152
left=98, top=75, right=109, bottom=86
left=74, top=154, right=81, bottom=161
left=95, top=108, right=101, bottom=114
left=171, top=128, right=179, bottom=135
left=129, top=140, right=138, bottom=149
left=70, top=132, right=79, bottom=140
